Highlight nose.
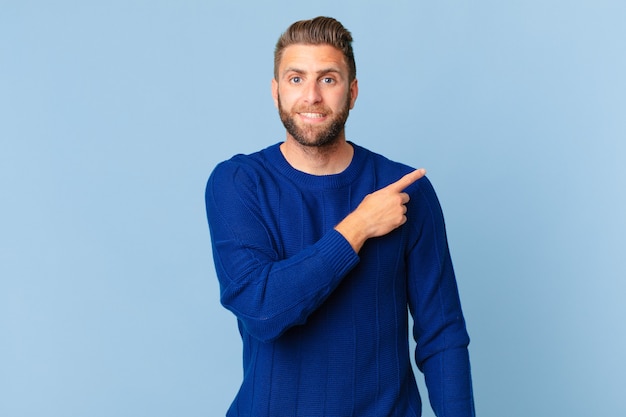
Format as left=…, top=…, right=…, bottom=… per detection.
left=303, top=80, right=322, bottom=104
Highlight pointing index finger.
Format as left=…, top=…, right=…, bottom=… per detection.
left=388, top=169, right=426, bottom=192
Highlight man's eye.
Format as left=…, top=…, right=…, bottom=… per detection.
left=322, top=77, right=335, bottom=84
left=291, top=77, right=302, bottom=84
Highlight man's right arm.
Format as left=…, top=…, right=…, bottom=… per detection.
left=205, top=161, right=360, bottom=343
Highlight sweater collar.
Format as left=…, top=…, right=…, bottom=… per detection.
left=262, top=141, right=368, bottom=189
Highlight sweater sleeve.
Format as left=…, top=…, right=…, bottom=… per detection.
left=205, top=161, right=360, bottom=343
left=406, top=178, right=475, bottom=417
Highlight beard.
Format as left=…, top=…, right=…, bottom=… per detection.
left=277, top=93, right=351, bottom=148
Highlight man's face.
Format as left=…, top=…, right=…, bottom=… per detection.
left=272, top=44, right=358, bottom=148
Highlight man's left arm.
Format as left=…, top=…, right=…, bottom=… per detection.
left=405, top=177, right=475, bottom=417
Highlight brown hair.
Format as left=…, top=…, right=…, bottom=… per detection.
left=274, top=16, right=356, bottom=82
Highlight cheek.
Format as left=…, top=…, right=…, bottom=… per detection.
left=337, top=91, right=353, bottom=111
left=277, top=89, right=298, bottom=110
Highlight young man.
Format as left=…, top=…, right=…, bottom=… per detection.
left=206, top=16, right=475, bottom=416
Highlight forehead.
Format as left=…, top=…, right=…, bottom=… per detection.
left=278, top=44, right=348, bottom=74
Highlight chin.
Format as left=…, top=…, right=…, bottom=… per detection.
left=293, top=132, right=342, bottom=148
left=288, top=122, right=345, bottom=148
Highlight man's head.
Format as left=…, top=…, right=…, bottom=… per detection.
left=274, top=16, right=356, bottom=83
left=272, top=17, right=358, bottom=148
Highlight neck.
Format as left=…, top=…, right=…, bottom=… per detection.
left=280, top=136, right=354, bottom=175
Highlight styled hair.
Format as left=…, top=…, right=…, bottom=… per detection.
left=274, top=16, right=356, bottom=82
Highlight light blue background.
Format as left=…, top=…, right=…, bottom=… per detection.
left=2, top=1, right=625, bottom=416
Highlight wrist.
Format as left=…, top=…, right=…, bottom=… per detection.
left=334, top=212, right=369, bottom=253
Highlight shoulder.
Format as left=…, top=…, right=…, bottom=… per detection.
left=208, top=144, right=280, bottom=189
left=354, top=143, right=429, bottom=189
left=354, top=144, right=442, bottom=212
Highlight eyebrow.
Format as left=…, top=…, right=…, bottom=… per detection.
left=281, top=67, right=342, bottom=78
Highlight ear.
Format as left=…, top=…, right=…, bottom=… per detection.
left=271, top=78, right=279, bottom=108
left=349, top=78, right=359, bottom=109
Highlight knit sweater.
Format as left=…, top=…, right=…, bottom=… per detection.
left=205, top=142, right=474, bottom=417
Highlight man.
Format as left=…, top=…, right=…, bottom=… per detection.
left=206, top=16, right=475, bottom=416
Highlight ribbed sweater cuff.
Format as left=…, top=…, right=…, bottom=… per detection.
left=316, top=229, right=360, bottom=278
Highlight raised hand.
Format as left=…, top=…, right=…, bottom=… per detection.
left=335, top=169, right=426, bottom=253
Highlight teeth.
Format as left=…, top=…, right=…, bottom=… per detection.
left=301, top=113, right=324, bottom=118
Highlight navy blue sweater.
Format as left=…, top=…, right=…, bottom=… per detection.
left=205, top=143, right=474, bottom=416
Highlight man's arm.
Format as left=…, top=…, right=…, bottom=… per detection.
left=405, top=178, right=475, bottom=416
left=206, top=162, right=358, bottom=343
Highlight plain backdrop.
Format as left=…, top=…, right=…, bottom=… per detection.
left=2, top=1, right=625, bottom=416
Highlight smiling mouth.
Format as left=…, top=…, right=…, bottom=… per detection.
left=299, top=112, right=326, bottom=119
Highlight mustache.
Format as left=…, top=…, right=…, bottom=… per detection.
left=276, top=93, right=335, bottom=116
left=293, top=106, right=332, bottom=114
